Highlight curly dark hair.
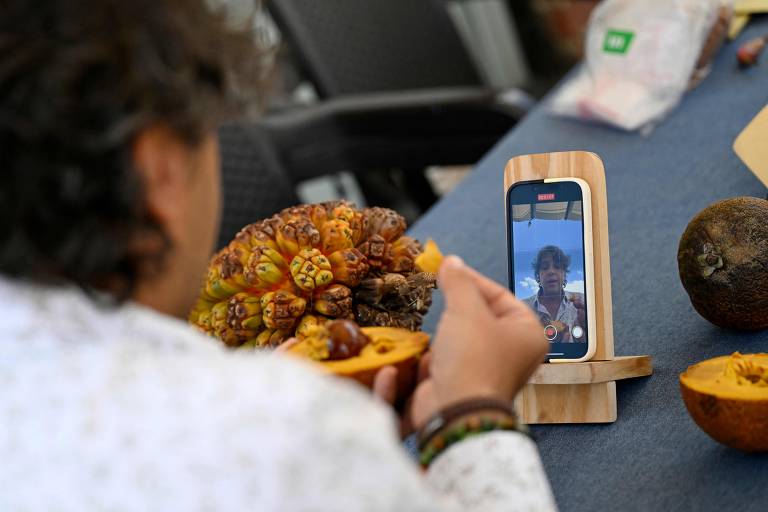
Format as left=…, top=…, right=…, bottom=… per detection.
left=532, top=245, right=571, bottom=281
left=0, top=0, right=263, bottom=300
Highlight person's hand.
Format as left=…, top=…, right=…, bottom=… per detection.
left=570, top=294, right=587, bottom=328
left=371, top=365, right=398, bottom=405
left=370, top=354, right=435, bottom=438
left=410, top=255, right=548, bottom=428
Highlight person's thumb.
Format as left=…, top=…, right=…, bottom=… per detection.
left=439, top=256, right=485, bottom=315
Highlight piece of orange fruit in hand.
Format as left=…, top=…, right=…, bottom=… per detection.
left=415, top=239, right=443, bottom=273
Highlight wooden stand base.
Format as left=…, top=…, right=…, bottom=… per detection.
left=515, top=356, right=653, bottom=424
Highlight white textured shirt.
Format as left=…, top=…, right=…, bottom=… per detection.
left=0, top=277, right=557, bottom=511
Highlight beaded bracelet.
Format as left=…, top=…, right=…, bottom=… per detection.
left=418, top=413, right=527, bottom=467
left=417, top=397, right=523, bottom=451
left=416, top=398, right=531, bottom=467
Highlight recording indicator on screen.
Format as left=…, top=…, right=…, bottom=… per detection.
left=537, top=193, right=556, bottom=201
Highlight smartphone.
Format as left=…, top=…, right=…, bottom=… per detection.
left=506, top=177, right=596, bottom=363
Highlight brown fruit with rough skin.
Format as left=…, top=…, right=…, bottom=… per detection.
left=680, top=353, right=768, bottom=452
left=677, top=197, right=768, bottom=330
left=190, top=201, right=436, bottom=348
left=290, top=323, right=429, bottom=400
left=355, top=272, right=436, bottom=330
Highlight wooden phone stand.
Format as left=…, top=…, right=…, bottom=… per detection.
left=504, top=151, right=652, bottom=423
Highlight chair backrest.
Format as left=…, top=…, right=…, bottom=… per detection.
left=268, top=0, right=482, bottom=97
left=217, top=122, right=299, bottom=249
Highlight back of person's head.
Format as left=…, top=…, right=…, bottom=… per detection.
left=0, top=0, right=261, bottom=301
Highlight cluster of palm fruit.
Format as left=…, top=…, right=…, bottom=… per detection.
left=189, top=201, right=437, bottom=349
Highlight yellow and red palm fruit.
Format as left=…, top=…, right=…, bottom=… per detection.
left=191, top=298, right=216, bottom=335
left=330, top=202, right=368, bottom=245
left=227, top=292, right=263, bottom=331
left=386, top=236, right=421, bottom=274
left=356, top=209, right=411, bottom=270
left=314, top=283, right=353, bottom=318
left=306, top=203, right=330, bottom=231
left=256, top=328, right=291, bottom=348
left=357, top=234, right=392, bottom=270
left=231, top=221, right=281, bottom=254
left=276, top=218, right=321, bottom=258
left=200, top=294, right=263, bottom=347
left=190, top=201, right=439, bottom=349
left=260, top=290, right=307, bottom=331
left=363, top=207, right=406, bottom=242
left=328, top=247, right=369, bottom=286
left=290, top=248, right=334, bottom=292
left=244, top=245, right=290, bottom=287
left=209, top=300, right=252, bottom=347
left=189, top=296, right=215, bottom=327
left=296, top=314, right=329, bottom=339
left=202, top=247, right=250, bottom=301
left=278, top=204, right=312, bottom=219
left=321, top=218, right=355, bottom=254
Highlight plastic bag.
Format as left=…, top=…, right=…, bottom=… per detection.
left=551, top=0, right=731, bottom=132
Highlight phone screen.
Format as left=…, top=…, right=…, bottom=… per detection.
left=506, top=180, right=589, bottom=360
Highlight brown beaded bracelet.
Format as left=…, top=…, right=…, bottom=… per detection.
left=416, top=397, right=529, bottom=454
left=419, top=413, right=524, bottom=467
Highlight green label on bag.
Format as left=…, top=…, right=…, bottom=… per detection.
left=603, top=29, right=634, bottom=54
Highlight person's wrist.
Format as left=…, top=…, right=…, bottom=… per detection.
left=416, top=397, right=530, bottom=467
left=434, top=383, right=513, bottom=411
left=417, top=397, right=522, bottom=449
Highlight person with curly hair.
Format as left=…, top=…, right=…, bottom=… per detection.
left=0, top=1, right=555, bottom=510
left=523, top=245, right=587, bottom=343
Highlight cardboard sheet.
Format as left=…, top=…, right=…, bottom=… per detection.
left=733, top=104, right=768, bottom=187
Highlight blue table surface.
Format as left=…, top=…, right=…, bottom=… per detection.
left=409, top=21, right=768, bottom=512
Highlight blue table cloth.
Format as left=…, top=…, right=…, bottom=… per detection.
left=409, top=21, right=768, bottom=512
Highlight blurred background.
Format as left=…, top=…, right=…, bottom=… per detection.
left=213, top=0, right=601, bottom=247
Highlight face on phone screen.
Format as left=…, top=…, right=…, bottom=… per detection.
left=506, top=180, right=589, bottom=360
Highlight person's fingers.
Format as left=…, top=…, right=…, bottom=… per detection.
left=438, top=256, right=488, bottom=317
left=459, top=264, right=530, bottom=318
left=409, top=379, right=439, bottom=431
left=274, top=337, right=300, bottom=355
left=497, top=314, right=549, bottom=363
left=417, top=351, right=432, bottom=383
left=373, top=365, right=398, bottom=405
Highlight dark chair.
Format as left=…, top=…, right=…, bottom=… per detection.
left=268, top=0, right=483, bottom=96
left=217, top=84, right=522, bottom=245
left=266, top=0, right=529, bottom=215
left=217, top=122, right=299, bottom=249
